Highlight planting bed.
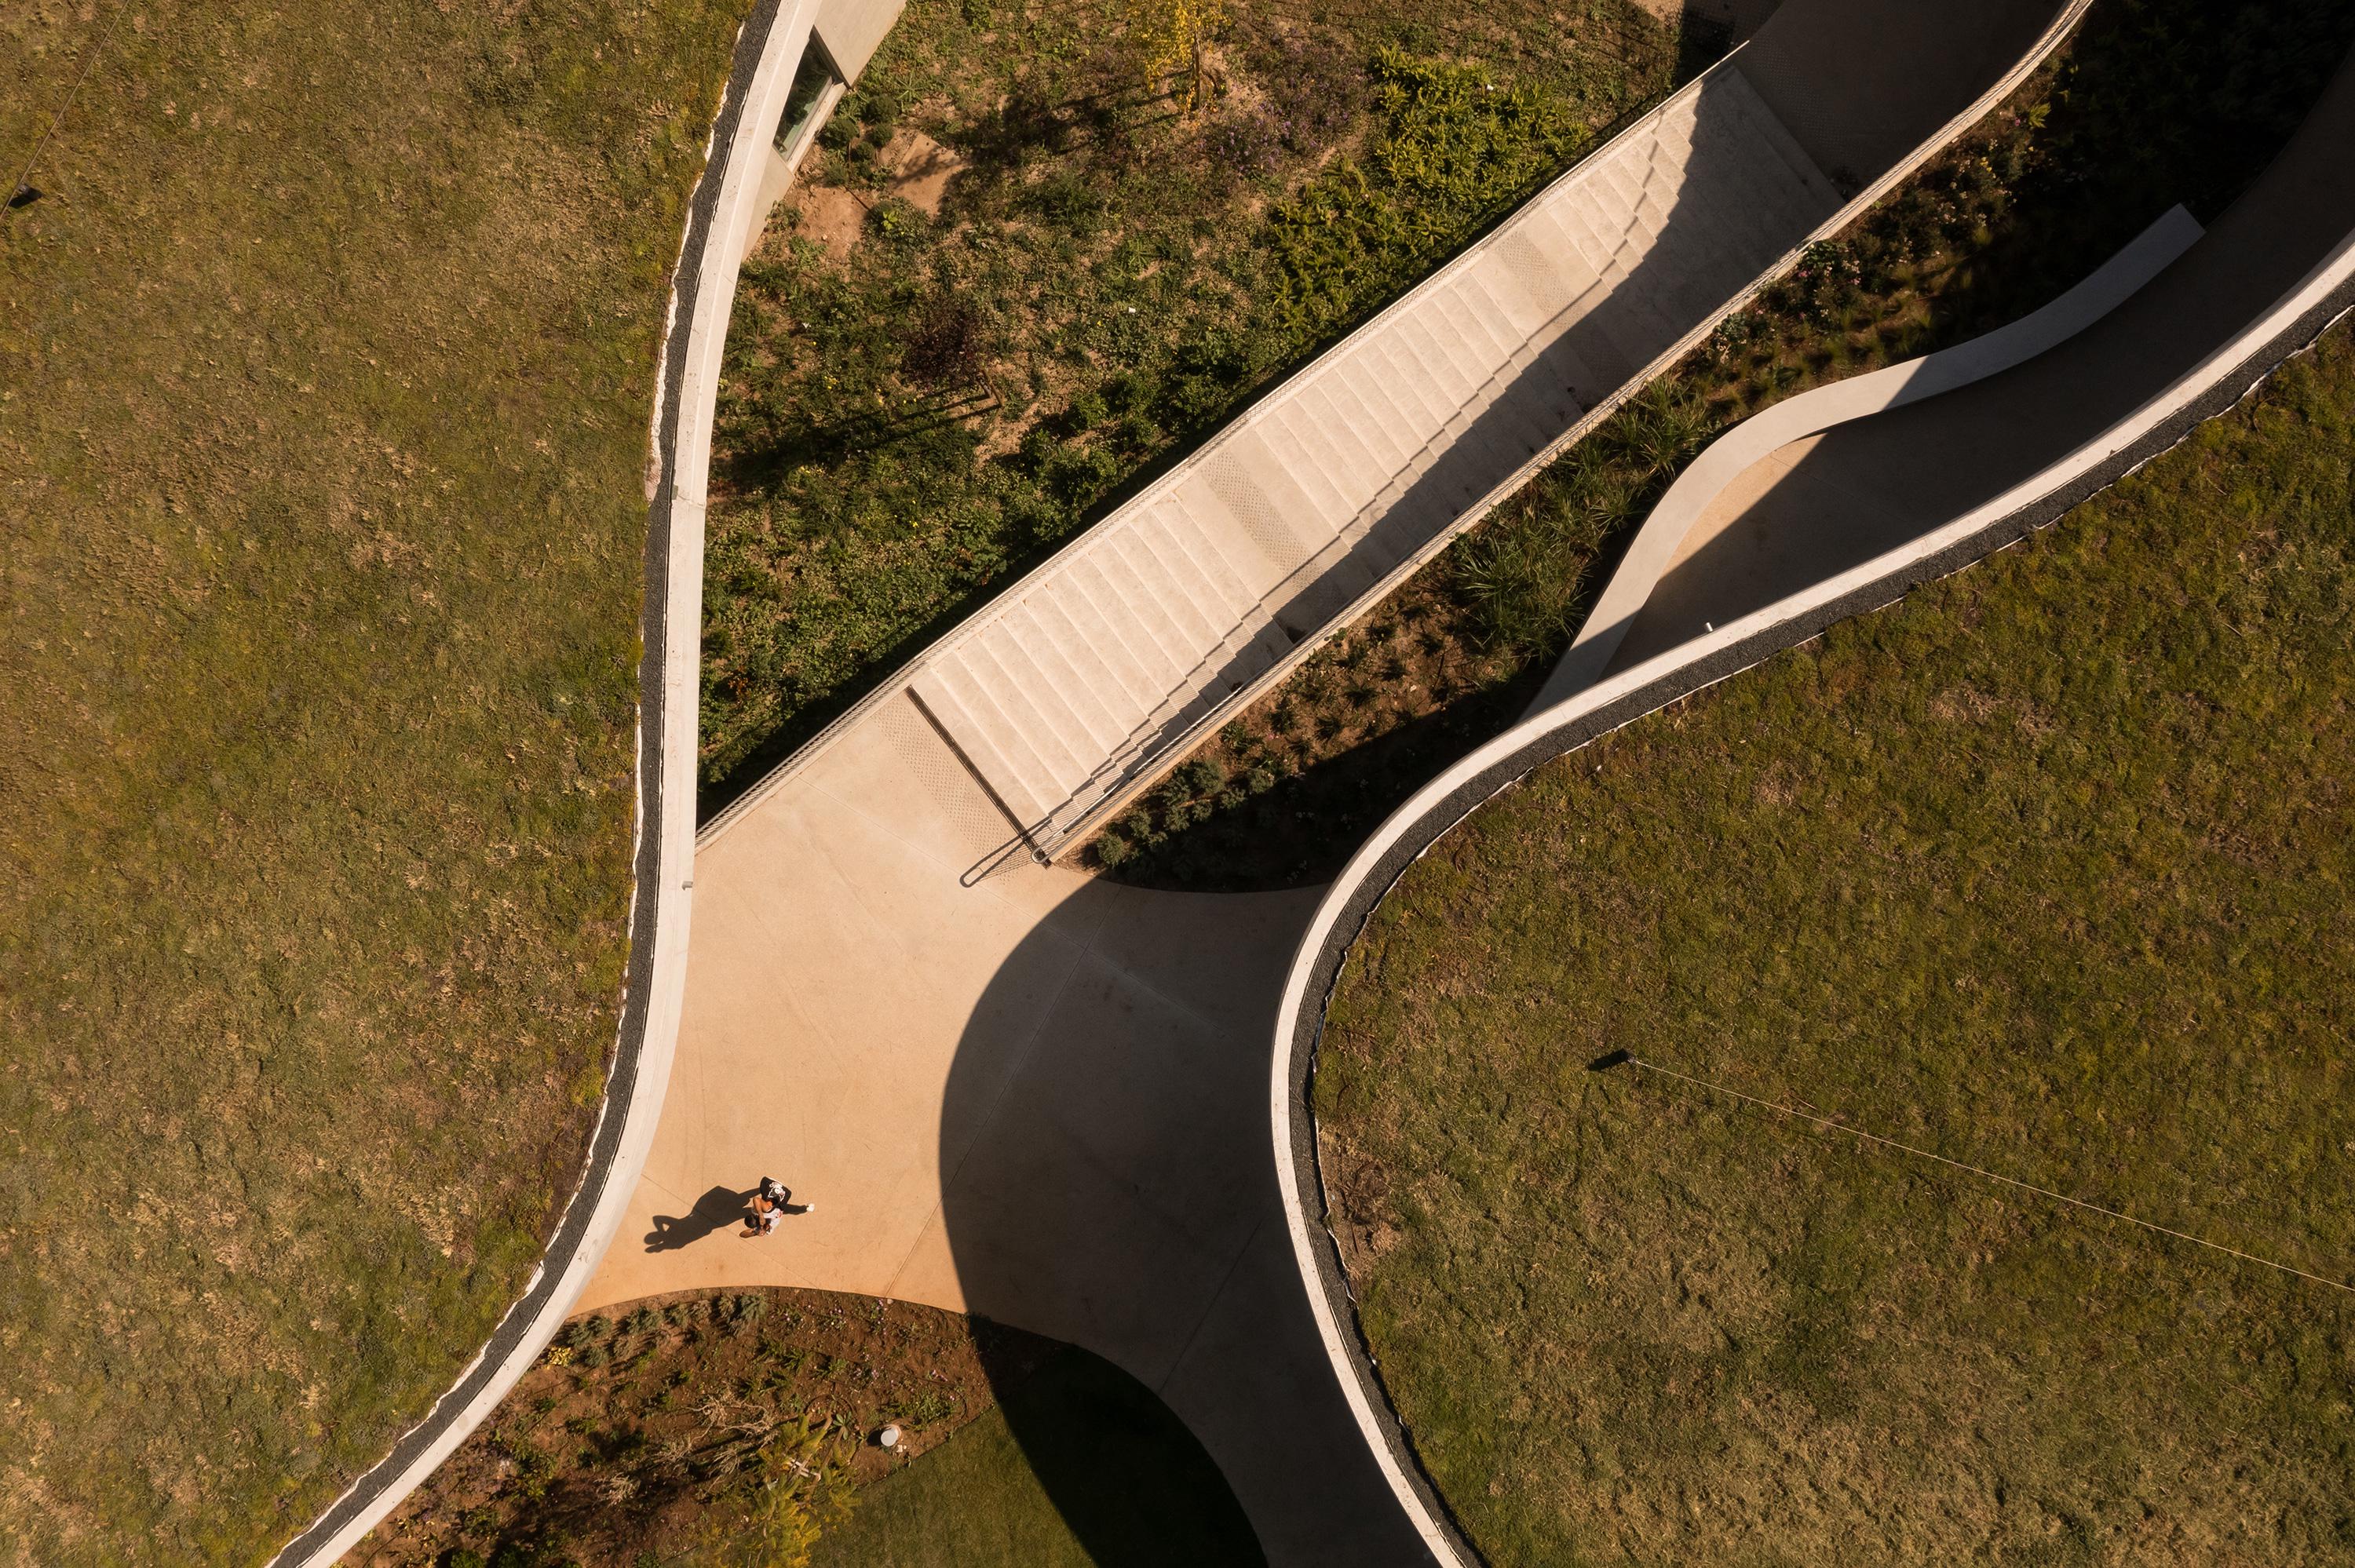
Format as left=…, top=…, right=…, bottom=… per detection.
left=1100, top=0, right=2355, bottom=889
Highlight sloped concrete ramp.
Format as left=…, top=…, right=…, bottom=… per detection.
left=910, top=67, right=1839, bottom=843
left=1541, top=203, right=2207, bottom=701
left=1590, top=52, right=2355, bottom=684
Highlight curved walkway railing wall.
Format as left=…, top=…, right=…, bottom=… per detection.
left=1539, top=202, right=2203, bottom=705
left=1269, top=224, right=2355, bottom=1568
left=269, top=3, right=819, bottom=1561
left=698, top=0, right=2095, bottom=859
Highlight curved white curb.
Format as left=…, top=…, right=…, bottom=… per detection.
left=1539, top=203, right=2203, bottom=707
left=268, top=5, right=820, bottom=1562
left=1272, top=212, right=2355, bottom=1568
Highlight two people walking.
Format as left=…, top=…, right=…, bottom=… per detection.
left=743, top=1175, right=811, bottom=1237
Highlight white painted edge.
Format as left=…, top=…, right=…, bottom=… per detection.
left=1538, top=203, right=2205, bottom=708
left=1269, top=217, right=2355, bottom=1568
left=269, top=8, right=820, bottom=1563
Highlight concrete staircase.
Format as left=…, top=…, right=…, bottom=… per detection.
left=911, top=62, right=1838, bottom=843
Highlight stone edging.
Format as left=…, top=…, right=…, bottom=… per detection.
left=1269, top=231, right=2355, bottom=1568
left=267, top=4, right=815, bottom=1560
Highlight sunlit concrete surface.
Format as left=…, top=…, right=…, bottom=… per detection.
left=579, top=693, right=1436, bottom=1563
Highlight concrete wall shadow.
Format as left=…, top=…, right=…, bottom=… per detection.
left=933, top=881, right=1447, bottom=1566
left=1620, top=62, right=2355, bottom=674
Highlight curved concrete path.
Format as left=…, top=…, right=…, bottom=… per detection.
left=1275, top=50, right=2355, bottom=1563
left=1541, top=202, right=2204, bottom=702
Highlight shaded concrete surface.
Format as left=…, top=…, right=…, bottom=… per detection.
left=581, top=692, right=1433, bottom=1563
left=1608, top=51, right=2355, bottom=677
left=1736, top=0, right=2064, bottom=186
left=1541, top=206, right=2201, bottom=704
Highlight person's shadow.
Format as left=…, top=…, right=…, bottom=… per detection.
left=644, top=1184, right=754, bottom=1251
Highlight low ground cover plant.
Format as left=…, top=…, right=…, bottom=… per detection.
left=697, top=0, right=1690, bottom=798
left=358, top=1288, right=1257, bottom=1568
left=358, top=1288, right=1006, bottom=1566
left=1316, top=320, right=2355, bottom=1563
left=1097, top=0, right=2355, bottom=887
left=0, top=3, right=743, bottom=1559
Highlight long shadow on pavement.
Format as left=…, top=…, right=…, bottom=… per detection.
left=644, top=1184, right=754, bottom=1252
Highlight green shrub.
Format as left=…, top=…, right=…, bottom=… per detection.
left=703, top=27, right=1642, bottom=792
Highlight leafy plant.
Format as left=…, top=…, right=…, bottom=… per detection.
left=1124, top=0, right=1226, bottom=111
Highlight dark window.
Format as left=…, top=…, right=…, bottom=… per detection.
left=774, top=44, right=842, bottom=156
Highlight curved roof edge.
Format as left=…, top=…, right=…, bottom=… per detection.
left=268, top=3, right=820, bottom=1560
left=1544, top=202, right=2203, bottom=706
left=1269, top=212, right=2355, bottom=1568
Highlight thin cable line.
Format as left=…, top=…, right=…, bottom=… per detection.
left=4, top=0, right=129, bottom=229
left=1617, top=1053, right=2355, bottom=1297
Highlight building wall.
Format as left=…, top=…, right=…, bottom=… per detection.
left=814, top=0, right=906, bottom=82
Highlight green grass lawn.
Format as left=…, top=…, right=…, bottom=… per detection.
left=697, top=0, right=1691, bottom=799
left=0, top=5, right=741, bottom=1560
left=1315, top=320, right=2355, bottom=1564
left=812, top=1346, right=1264, bottom=1568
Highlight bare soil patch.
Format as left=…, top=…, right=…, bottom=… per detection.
left=790, top=182, right=874, bottom=261
left=878, top=127, right=969, bottom=214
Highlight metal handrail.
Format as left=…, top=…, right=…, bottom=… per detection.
left=706, top=0, right=2094, bottom=859
left=1028, top=0, right=2094, bottom=859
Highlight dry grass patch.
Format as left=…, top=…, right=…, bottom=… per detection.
left=0, top=3, right=743, bottom=1559
left=1316, top=323, right=2355, bottom=1565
